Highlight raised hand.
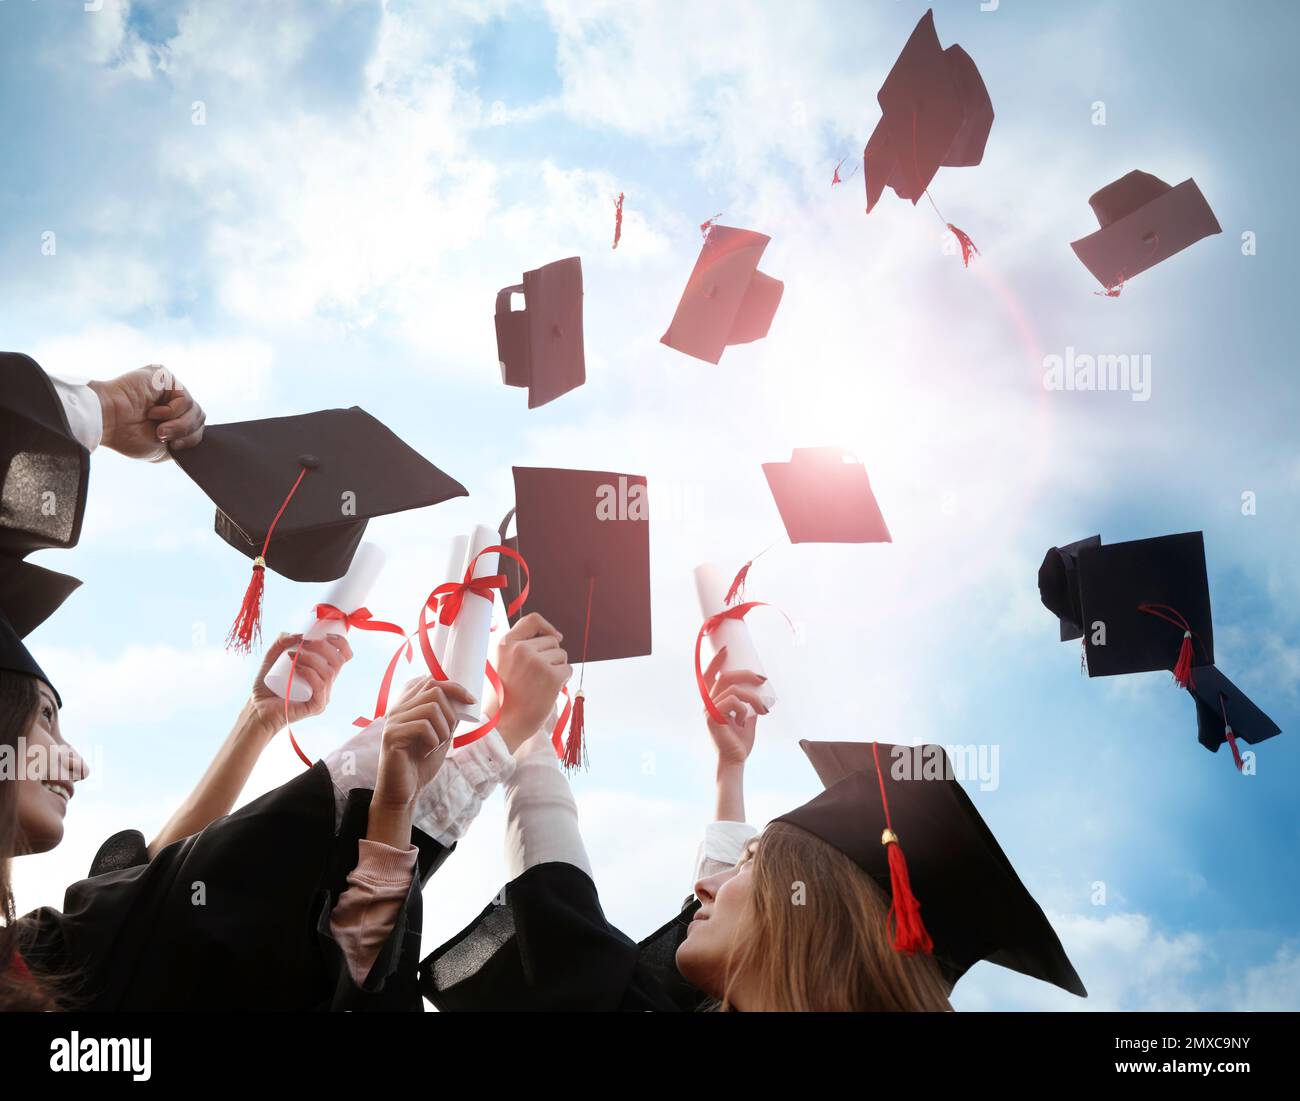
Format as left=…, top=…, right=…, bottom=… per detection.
left=493, top=613, right=572, bottom=753
left=88, top=365, right=206, bottom=460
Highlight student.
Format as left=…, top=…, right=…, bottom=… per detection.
left=420, top=653, right=1087, bottom=1011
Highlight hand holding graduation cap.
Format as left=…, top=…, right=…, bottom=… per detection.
left=88, top=365, right=206, bottom=460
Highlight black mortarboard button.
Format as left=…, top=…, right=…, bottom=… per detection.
left=762, top=448, right=892, bottom=543
left=494, top=257, right=586, bottom=409
left=1038, top=535, right=1101, bottom=642
left=1075, top=531, right=1213, bottom=682
left=1070, top=171, right=1221, bottom=292
left=660, top=226, right=783, bottom=364
left=507, top=466, right=652, bottom=768
left=0, top=556, right=81, bottom=704
left=865, top=10, right=993, bottom=212
left=775, top=740, right=1087, bottom=997
left=174, top=406, right=467, bottom=650
left=0, top=352, right=90, bottom=558
left=1187, top=665, right=1282, bottom=772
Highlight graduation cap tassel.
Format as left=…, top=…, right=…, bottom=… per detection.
left=871, top=742, right=934, bottom=956
left=612, top=192, right=624, bottom=249
left=1220, top=695, right=1245, bottom=773
left=1137, top=603, right=1199, bottom=689
left=226, top=464, right=310, bottom=654
left=947, top=223, right=980, bottom=267
left=562, top=575, right=596, bottom=772
left=724, top=561, right=751, bottom=606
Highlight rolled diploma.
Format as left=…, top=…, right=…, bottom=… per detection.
left=263, top=542, right=387, bottom=703
left=429, top=534, right=469, bottom=670
left=694, top=562, right=776, bottom=710
left=441, top=524, right=499, bottom=723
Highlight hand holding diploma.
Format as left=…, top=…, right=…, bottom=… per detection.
left=440, top=524, right=501, bottom=724
left=695, top=561, right=776, bottom=710
left=700, top=647, right=767, bottom=824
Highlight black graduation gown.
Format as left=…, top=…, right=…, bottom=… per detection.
left=18, top=762, right=449, bottom=1011
left=420, top=861, right=710, bottom=1012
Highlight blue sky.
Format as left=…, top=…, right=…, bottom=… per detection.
left=4, top=0, right=1298, bottom=1010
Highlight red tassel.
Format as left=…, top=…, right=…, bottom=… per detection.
left=1094, top=278, right=1125, bottom=298
left=612, top=192, right=624, bottom=250
left=226, top=557, right=266, bottom=654
left=947, top=223, right=979, bottom=267
left=1172, top=631, right=1194, bottom=689
left=700, top=213, right=721, bottom=239
left=1224, top=724, right=1244, bottom=772
left=831, top=157, right=845, bottom=186
left=563, top=690, right=587, bottom=772
left=883, top=830, right=933, bottom=955
left=724, top=560, right=752, bottom=606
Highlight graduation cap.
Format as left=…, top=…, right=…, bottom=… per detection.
left=1187, top=665, right=1282, bottom=772
left=1038, top=534, right=1101, bottom=642
left=863, top=9, right=992, bottom=264
left=660, top=226, right=783, bottom=364
left=762, top=448, right=892, bottom=544
left=1071, top=171, right=1221, bottom=293
left=494, top=257, right=586, bottom=409
left=174, top=407, right=467, bottom=651
left=0, top=556, right=81, bottom=704
left=1073, top=531, right=1213, bottom=683
left=0, top=352, right=90, bottom=557
left=774, top=740, right=1086, bottom=997
left=503, top=466, right=652, bottom=767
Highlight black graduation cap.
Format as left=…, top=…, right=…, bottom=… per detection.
left=1074, top=531, right=1213, bottom=681
left=660, top=226, right=783, bottom=364
left=502, top=466, right=652, bottom=767
left=1071, top=171, right=1221, bottom=292
left=1038, top=535, right=1101, bottom=642
left=864, top=9, right=993, bottom=212
left=775, top=740, right=1086, bottom=997
left=1187, top=665, right=1282, bottom=770
left=0, top=352, right=90, bottom=557
left=174, top=406, right=466, bottom=651
left=494, top=257, right=586, bottom=409
left=762, top=448, right=891, bottom=543
left=0, top=556, right=80, bottom=704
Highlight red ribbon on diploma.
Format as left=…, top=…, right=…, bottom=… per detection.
left=695, top=600, right=792, bottom=724
left=284, top=604, right=408, bottom=769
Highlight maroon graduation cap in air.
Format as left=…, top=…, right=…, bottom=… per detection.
left=863, top=8, right=994, bottom=266
left=660, top=226, right=783, bottom=364
left=1070, top=171, right=1221, bottom=295
left=494, top=257, right=586, bottom=409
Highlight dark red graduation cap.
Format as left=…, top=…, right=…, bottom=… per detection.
left=0, top=352, right=90, bottom=558
left=174, top=407, right=467, bottom=650
left=762, top=448, right=891, bottom=543
left=775, top=740, right=1086, bottom=997
left=660, top=226, right=783, bottom=364
left=0, top=556, right=80, bottom=704
left=501, top=466, right=652, bottom=767
left=1074, top=531, right=1213, bottom=683
left=1071, top=171, right=1221, bottom=292
left=494, top=257, right=586, bottom=409
left=1038, top=534, right=1101, bottom=642
left=862, top=9, right=991, bottom=264
left=1187, top=665, right=1281, bottom=772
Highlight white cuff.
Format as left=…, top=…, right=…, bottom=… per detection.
left=49, top=376, right=103, bottom=452
left=694, top=820, right=758, bottom=883
left=412, top=730, right=516, bottom=847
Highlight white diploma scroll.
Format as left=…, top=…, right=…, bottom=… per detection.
left=429, top=534, right=469, bottom=669
left=263, top=542, right=387, bottom=703
left=441, top=524, right=499, bottom=723
left=694, top=561, right=776, bottom=711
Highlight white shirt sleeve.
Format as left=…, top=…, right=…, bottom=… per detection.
left=321, top=720, right=516, bottom=845
left=693, top=820, right=759, bottom=883
left=48, top=376, right=103, bottom=452
left=502, top=728, right=592, bottom=880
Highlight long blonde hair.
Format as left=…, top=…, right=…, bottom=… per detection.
left=717, top=821, right=952, bottom=1011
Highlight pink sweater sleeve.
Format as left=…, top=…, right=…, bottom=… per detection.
left=328, top=838, right=419, bottom=986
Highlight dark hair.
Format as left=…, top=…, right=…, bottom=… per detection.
left=0, top=670, right=60, bottom=1010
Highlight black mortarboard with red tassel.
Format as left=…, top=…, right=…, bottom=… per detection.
left=174, top=406, right=466, bottom=653
left=776, top=740, right=1086, bottom=997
